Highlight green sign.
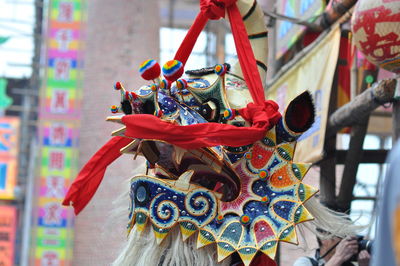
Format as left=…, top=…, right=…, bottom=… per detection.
left=0, top=79, right=13, bottom=110
left=0, top=36, right=10, bottom=45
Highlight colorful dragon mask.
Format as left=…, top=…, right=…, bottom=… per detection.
left=63, top=0, right=318, bottom=265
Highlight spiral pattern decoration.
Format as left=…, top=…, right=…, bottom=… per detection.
left=185, top=189, right=217, bottom=225
left=150, top=194, right=180, bottom=228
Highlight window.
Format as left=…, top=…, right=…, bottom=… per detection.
left=224, top=33, right=237, bottom=64
left=160, top=27, right=216, bottom=71
left=342, top=134, right=392, bottom=237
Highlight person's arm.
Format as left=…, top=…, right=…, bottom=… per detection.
left=325, top=237, right=358, bottom=266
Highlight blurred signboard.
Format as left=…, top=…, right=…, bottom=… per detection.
left=276, top=0, right=325, bottom=59
left=268, top=25, right=341, bottom=163
left=32, top=0, right=84, bottom=265
left=0, top=117, right=20, bottom=200
left=0, top=79, right=13, bottom=110
left=0, top=206, right=17, bottom=266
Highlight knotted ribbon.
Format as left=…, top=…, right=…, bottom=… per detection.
left=175, top=0, right=266, bottom=105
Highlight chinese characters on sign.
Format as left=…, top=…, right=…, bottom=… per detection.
left=33, top=0, right=84, bottom=265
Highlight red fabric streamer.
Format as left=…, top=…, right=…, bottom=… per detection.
left=174, top=13, right=208, bottom=66
left=62, top=136, right=132, bottom=214
left=174, top=0, right=233, bottom=64
left=227, top=4, right=266, bottom=105
left=175, top=0, right=265, bottom=105
left=122, top=101, right=281, bottom=149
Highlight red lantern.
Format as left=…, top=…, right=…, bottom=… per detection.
left=352, top=0, right=400, bottom=73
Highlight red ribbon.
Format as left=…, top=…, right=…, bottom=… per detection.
left=175, top=0, right=266, bottom=105
left=200, top=0, right=236, bottom=19
left=122, top=101, right=280, bottom=149
left=62, top=136, right=132, bottom=214
left=239, top=101, right=280, bottom=129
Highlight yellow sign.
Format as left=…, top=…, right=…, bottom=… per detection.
left=267, top=25, right=341, bottom=163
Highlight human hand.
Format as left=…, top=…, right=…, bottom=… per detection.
left=326, top=236, right=358, bottom=266
left=357, top=250, right=371, bottom=266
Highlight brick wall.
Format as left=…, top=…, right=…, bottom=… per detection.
left=73, top=0, right=159, bottom=265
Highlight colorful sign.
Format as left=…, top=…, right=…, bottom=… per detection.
left=32, top=0, right=84, bottom=265
left=0, top=79, right=13, bottom=110
left=268, top=25, right=341, bottom=163
left=0, top=117, right=20, bottom=200
left=0, top=206, right=17, bottom=266
left=276, top=0, right=325, bottom=59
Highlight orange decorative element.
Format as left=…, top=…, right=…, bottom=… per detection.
left=270, top=166, right=296, bottom=188
left=240, top=214, right=250, bottom=224
left=261, top=196, right=268, bottom=203
left=150, top=84, right=158, bottom=92
left=259, top=170, right=269, bottom=180
left=110, top=105, right=118, bottom=113
left=250, top=143, right=273, bottom=169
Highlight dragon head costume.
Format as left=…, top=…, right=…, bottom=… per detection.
left=63, top=0, right=357, bottom=265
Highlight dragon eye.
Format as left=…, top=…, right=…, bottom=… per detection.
left=134, top=184, right=150, bottom=206
left=136, top=186, right=147, bottom=203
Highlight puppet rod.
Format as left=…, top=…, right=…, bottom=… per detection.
left=326, top=78, right=397, bottom=137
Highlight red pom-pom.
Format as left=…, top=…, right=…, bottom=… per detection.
left=176, top=79, right=187, bottom=90
left=162, top=60, right=184, bottom=82
left=139, top=59, right=161, bottom=80
left=160, top=79, right=170, bottom=90
left=114, top=81, right=122, bottom=90
left=110, top=105, right=119, bottom=113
